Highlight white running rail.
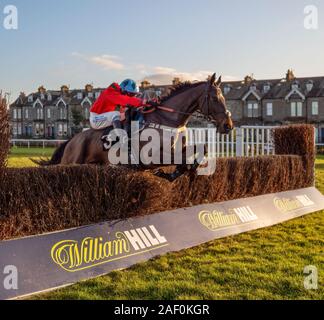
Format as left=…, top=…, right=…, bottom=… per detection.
left=187, top=126, right=277, bottom=158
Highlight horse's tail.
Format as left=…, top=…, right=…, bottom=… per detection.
left=30, top=140, right=70, bottom=166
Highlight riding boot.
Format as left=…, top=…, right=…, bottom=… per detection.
left=112, top=119, right=122, bottom=130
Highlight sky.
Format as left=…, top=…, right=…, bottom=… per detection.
left=0, top=0, right=324, bottom=100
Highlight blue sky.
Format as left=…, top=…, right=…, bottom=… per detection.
left=1, top=0, right=324, bottom=99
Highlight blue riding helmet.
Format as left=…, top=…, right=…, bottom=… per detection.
left=120, top=79, right=139, bottom=94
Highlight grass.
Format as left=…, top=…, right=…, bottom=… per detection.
left=7, top=147, right=54, bottom=168
left=7, top=148, right=324, bottom=300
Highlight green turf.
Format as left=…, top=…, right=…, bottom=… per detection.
left=8, top=151, right=324, bottom=300
left=7, top=147, right=55, bottom=168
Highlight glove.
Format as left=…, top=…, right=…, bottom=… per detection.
left=146, top=100, right=160, bottom=107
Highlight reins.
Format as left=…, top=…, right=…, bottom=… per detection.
left=140, top=83, right=229, bottom=121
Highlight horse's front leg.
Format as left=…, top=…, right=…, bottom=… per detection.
left=188, top=143, right=208, bottom=174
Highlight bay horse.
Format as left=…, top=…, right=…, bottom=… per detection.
left=36, top=74, right=233, bottom=181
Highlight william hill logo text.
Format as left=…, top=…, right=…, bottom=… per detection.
left=199, top=206, right=258, bottom=231
left=51, top=225, right=168, bottom=272
left=274, top=195, right=315, bottom=213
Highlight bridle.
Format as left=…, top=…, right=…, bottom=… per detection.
left=198, top=82, right=232, bottom=122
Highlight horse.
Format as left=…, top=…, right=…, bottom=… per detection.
left=36, top=73, right=233, bottom=181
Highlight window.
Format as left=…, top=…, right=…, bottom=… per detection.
left=37, top=108, right=43, bottom=120
left=17, top=109, right=22, bottom=119
left=291, top=102, right=303, bottom=117
left=47, top=108, right=51, bottom=119
left=17, top=124, right=22, bottom=135
left=266, top=103, right=273, bottom=116
left=247, top=103, right=259, bottom=118
left=12, top=123, right=18, bottom=135
left=312, top=101, right=319, bottom=116
left=306, top=81, right=314, bottom=92
left=40, top=93, right=45, bottom=100
left=28, top=95, right=33, bottom=103
left=47, top=94, right=52, bottom=101
left=35, top=123, right=40, bottom=136
left=60, top=108, right=66, bottom=119
left=263, top=84, right=271, bottom=93
left=84, top=108, right=89, bottom=120
left=64, top=124, right=68, bottom=135
left=77, top=92, right=83, bottom=100
left=25, top=109, right=29, bottom=119
left=224, top=86, right=231, bottom=95
left=88, top=92, right=93, bottom=98
left=58, top=124, right=63, bottom=136
left=95, top=91, right=101, bottom=99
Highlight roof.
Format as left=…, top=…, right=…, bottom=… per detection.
left=220, top=76, right=324, bottom=101
left=10, top=87, right=105, bottom=108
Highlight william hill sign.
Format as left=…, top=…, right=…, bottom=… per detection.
left=1, top=187, right=324, bottom=300
left=51, top=226, right=168, bottom=273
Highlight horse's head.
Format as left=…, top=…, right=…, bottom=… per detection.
left=199, top=73, right=234, bottom=134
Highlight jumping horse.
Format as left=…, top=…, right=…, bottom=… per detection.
left=36, top=74, right=234, bottom=181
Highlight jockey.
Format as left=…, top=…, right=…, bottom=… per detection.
left=90, top=79, right=143, bottom=136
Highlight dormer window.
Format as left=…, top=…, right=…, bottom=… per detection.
left=77, top=92, right=83, bottom=100
left=306, top=81, right=314, bottom=92
left=95, top=91, right=101, bottom=99
left=224, top=85, right=231, bottom=95
left=47, top=94, right=52, bottom=101
left=88, top=92, right=93, bottom=98
left=40, top=93, right=45, bottom=100
left=250, top=83, right=257, bottom=91
left=292, top=81, right=299, bottom=90
left=263, top=84, right=271, bottom=93
left=28, top=95, right=33, bottom=103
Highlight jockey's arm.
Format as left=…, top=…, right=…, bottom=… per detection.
left=108, top=94, right=143, bottom=108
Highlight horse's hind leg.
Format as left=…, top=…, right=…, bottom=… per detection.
left=154, top=144, right=208, bottom=182
left=154, top=164, right=189, bottom=182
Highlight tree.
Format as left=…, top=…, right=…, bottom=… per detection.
left=71, top=107, right=85, bottom=135
left=0, top=92, right=10, bottom=168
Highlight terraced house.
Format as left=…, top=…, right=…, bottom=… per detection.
left=220, top=70, right=324, bottom=142
left=10, top=84, right=103, bottom=139
left=9, top=70, right=324, bottom=142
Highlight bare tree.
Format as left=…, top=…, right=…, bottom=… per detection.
left=0, top=91, right=10, bottom=168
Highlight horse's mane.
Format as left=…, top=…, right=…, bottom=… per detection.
left=160, top=81, right=205, bottom=103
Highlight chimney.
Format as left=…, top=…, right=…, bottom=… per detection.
left=286, top=69, right=295, bottom=82
left=140, top=80, right=151, bottom=89
left=172, top=77, right=181, bottom=86
left=61, top=85, right=69, bottom=95
left=38, top=86, right=46, bottom=94
left=85, top=84, right=93, bottom=92
left=244, top=75, right=254, bottom=85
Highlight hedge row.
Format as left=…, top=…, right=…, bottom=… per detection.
left=0, top=124, right=315, bottom=240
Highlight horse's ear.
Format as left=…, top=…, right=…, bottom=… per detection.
left=210, top=73, right=216, bottom=85
left=216, top=76, right=222, bottom=87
